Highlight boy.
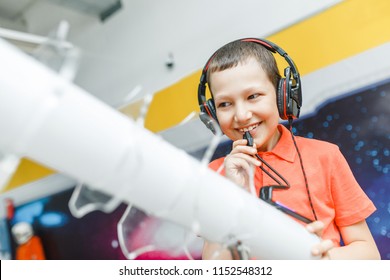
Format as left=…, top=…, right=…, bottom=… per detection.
left=199, top=38, right=380, bottom=259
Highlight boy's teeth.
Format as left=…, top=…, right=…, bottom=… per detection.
left=240, top=124, right=257, bottom=132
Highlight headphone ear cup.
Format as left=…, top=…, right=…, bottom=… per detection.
left=199, top=98, right=219, bottom=135
left=206, top=99, right=218, bottom=122
left=277, top=78, right=287, bottom=120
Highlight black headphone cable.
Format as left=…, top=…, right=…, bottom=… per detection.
left=287, top=118, right=318, bottom=221
left=244, top=125, right=318, bottom=222
left=244, top=131, right=290, bottom=187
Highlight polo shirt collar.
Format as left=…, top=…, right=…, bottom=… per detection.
left=258, top=124, right=296, bottom=163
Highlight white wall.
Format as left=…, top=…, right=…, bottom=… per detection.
left=22, top=0, right=341, bottom=107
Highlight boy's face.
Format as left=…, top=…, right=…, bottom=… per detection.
left=210, top=58, right=280, bottom=151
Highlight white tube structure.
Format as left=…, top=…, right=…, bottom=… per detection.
left=0, top=39, right=320, bottom=259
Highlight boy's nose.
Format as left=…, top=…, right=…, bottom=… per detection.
left=234, top=104, right=252, bottom=123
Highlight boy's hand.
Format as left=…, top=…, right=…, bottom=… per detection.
left=224, top=139, right=261, bottom=189
left=306, top=221, right=334, bottom=260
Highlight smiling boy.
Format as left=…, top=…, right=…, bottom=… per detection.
left=199, top=38, right=380, bottom=260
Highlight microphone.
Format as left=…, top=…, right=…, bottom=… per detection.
left=243, top=131, right=253, bottom=146
left=199, top=112, right=217, bottom=135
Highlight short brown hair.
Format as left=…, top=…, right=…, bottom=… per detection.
left=206, top=40, right=281, bottom=92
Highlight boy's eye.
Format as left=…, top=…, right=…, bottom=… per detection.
left=217, top=102, right=231, bottom=108
left=248, top=93, right=260, bottom=100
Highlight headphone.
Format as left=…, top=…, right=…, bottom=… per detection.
left=198, top=38, right=302, bottom=134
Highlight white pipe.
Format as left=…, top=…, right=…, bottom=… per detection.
left=0, top=38, right=320, bottom=259
left=0, top=27, right=73, bottom=49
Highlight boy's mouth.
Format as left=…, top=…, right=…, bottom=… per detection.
left=238, top=123, right=260, bottom=134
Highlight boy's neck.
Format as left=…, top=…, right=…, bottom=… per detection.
left=257, top=125, right=282, bottom=152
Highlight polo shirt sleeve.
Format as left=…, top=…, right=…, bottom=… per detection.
left=208, top=158, right=226, bottom=178
left=330, top=146, right=376, bottom=227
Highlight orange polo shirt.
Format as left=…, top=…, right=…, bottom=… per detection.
left=209, top=124, right=376, bottom=246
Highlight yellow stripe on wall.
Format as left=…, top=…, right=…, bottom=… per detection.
left=2, top=158, right=55, bottom=193
left=145, top=70, right=202, bottom=133
left=268, top=0, right=390, bottom=76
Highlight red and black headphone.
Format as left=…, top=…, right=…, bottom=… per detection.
left=198, top=37, right=302, bottom=134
